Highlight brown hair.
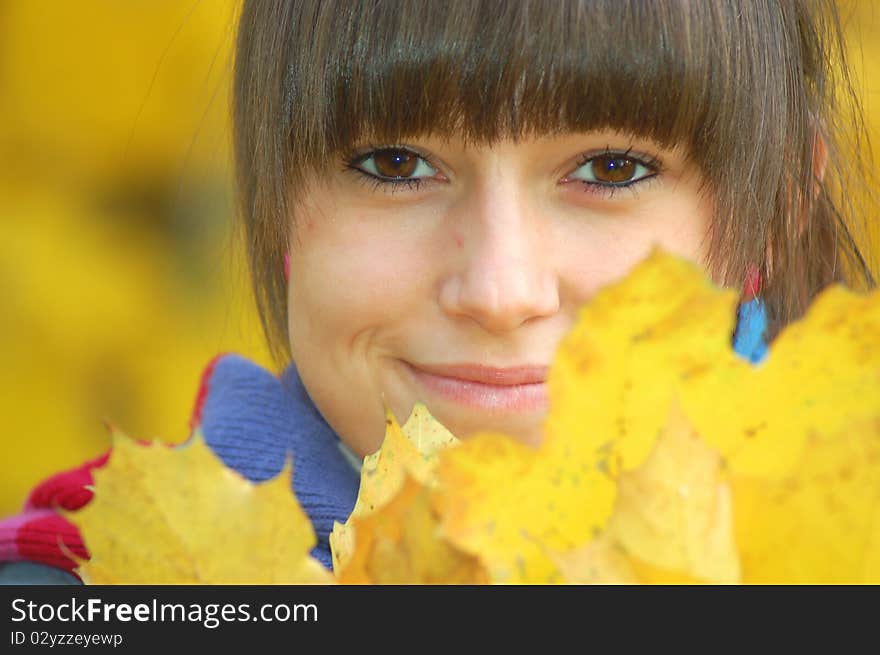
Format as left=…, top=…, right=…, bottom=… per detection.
left=233, top=0, right=877, bottom=363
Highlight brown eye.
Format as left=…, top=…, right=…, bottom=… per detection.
left=569, top=151, right=658, bottom=190
left=372, top=148, right=418, bottom=178
left=353, top=147, right=438, bottom=185
left=591, top=155, right=637, bottom=183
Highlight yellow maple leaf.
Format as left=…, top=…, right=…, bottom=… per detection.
left=330, top=403, right=457, bottom=573
left=545, top=248, right=740, bottom=475
left=336, top=476, right=489, bottom=584
left=733, top=416, right=880, bottom=583
left=550, top=253, right=880, bottom=584
left=67, top=429, right=333, bottom=584
left=434, top=431, right=615, bottom=583
left=684, top=286, right=880, bottom=478
left=608, top=401, right=739, bottom=583
left=551, top=402, right=739, bottom=584
left=549, top=533, right=639, bottom=584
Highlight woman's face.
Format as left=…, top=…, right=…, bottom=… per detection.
left=287, top=131, right=714, bottom=457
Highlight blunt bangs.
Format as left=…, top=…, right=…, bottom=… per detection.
left=286, top=1, right=763, bottom=171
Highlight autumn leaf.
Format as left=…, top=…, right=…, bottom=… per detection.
left=549, top=533, right=639, bottom=584
left=330, top=403, right=457, bottom=573
left=402, top=402, right=459, bottom=455
left=336, top=476, right=489, bottom=584
left=433, top=430, right=615, bottom=583
left=607, top=401, right=739, bottom=583
left=733, top=415, right=880, bottom=583
left=67, top=429, right=333, bottom=584
left=554, top=257, right=879, bottom=584
left=551, top=402, right=739, bottom=584
left=684, top=286, right=880, bottom=478
left=544, top=248, right=741, bottom=476
left=355, top=403, right=456, bottom=515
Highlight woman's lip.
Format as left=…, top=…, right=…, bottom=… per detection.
left=407, top=362, right=548, bottom=385
left=404, top=362, right=549, bottom=413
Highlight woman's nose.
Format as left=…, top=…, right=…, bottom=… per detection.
left=439, top=186, right=560, bottom=333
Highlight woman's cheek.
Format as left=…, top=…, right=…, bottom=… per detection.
left=286, top=206, right=435, bottom=456
left=291, top=206, right=433, bottom=343
left=340, top=230, right=421, bottom=307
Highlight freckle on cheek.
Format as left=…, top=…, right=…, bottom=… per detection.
left=454, top=232, right=464, bottom=249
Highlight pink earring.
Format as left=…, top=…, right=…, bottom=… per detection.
left=743, top=265, right=761, bottom=300
left=283, top=252, right=291, bottom=281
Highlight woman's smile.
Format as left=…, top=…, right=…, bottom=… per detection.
left=401, top=361, right=549, bottom=414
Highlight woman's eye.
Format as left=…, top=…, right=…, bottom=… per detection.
left=356, top=148, right=437, bottom=180
left=570, top=153, right=658, bottom=186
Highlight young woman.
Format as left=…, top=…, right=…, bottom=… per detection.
left=2, top=0, right=875, bottom=582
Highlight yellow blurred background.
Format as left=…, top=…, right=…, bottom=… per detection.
left=0, top=1, right=878, bottom=516
left=0, top=0, right=272, bottom=516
